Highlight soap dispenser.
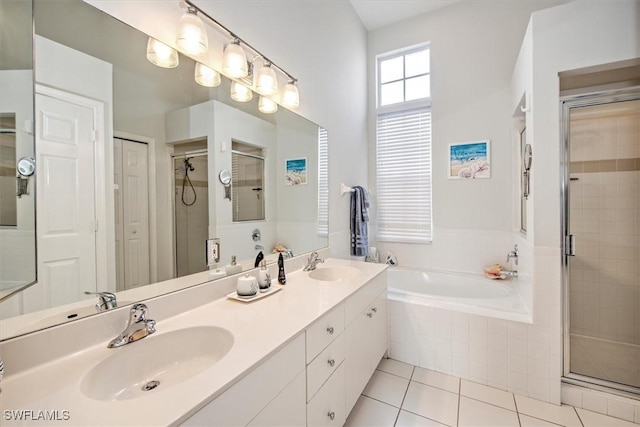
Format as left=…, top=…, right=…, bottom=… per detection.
left=225, top=255, right=243, bottom=276
left=258, top=260, right=271, bottom=292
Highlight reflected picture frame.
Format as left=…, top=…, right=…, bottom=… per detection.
left=285, top=158, right=307, bottom=185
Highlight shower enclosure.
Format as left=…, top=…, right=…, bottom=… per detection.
left=173, top=152, right=209, bottom=278
left=562, top=87, right=640, bottom=395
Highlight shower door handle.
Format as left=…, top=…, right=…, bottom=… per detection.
left=565, top=235, right=575, bottom=257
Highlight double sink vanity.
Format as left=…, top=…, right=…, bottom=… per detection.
left=0, top=256, right=388, bottom=426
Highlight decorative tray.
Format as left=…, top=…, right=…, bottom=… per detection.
left=226, top=285, right=282, bottom=302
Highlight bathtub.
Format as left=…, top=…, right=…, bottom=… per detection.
left=387, top=267, right=530, bottom=322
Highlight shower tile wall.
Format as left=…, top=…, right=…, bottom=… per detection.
left=568, top=100, right=640, bottom=388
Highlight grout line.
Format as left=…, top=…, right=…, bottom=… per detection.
left=375, top=367, right=414, bottom=381
left=456, top=378, right=461, bottom=427
left=393, top=366, right=415, bottom=426
left=400, top=408, right=452, bottom=427
left=360, top=394, right=403, bottom=410
left=513, top=394, right=522, bottom=427
left=574, top=406, right=585, bottom=427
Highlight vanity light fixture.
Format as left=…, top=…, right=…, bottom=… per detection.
left=231, top=81, right=253, bottom=102
left=222, top=39, right=249, bottom=78
left=281, top=79, right=300, bottom=109
left=146, top=37, right=179, bottom=68
left=255, top=61, right=278, bottom=96
left=258, top=96, right=278, bottom=114
left=195, top=62, right=221, bottom=87
left=176, top=6, right=208, bottom=56
left=175, top=0, right=301, bottom=109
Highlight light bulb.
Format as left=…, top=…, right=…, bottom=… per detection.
left=195, top=62, right=221, bottom=87
left=176, top=7, right=208, bottom=56
left=281, top=80, right=299, bottom=109
left=230, top=81, right=253, bottom=102
left=222, top=40, right=248, bottom=78
left=258, top=96, right=278, bottom=114
left=146, top=37, right=179, bottom=68
left=255, top=62, right=278, bottom=96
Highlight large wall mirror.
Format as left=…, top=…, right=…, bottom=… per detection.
left=0, top=0, right=329, bottom=340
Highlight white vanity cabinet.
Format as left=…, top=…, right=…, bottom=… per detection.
left=344, top=272, right=388, bottom=413
left=181, top=333, right=306, bottom=427
left=181, top=269, right=388, bottom=427
left=305, top=304, right=346, bottom=427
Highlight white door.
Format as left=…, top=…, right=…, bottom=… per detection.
left=35, top=93, right=97, bottom=308
left=114, top=138, right=149, bottom=290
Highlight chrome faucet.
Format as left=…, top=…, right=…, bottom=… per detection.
left=303, top=252, right=324, bottom=271
left=108, top=303, right=156, bottom=348
left=284, top=249, right=294, bottom=259
left=503, top=244, right=519, bottom=278
left=85, top=291, right=117, bottom=312
left=506, top=244, right=519, bottom=266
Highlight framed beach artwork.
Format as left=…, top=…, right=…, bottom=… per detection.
left=448, top=140, right=491, bottom=179
left=285, top=158, right=308, bottom=185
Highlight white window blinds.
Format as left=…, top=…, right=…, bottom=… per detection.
left=317, top=127, right=329, bottom=237
left=376, top=107, right=432, bottom=242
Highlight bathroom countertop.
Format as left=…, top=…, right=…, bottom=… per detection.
left=0, top=258, right=387, bottom=426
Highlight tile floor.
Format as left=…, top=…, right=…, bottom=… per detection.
left=345, top=358, right=640, bottom=427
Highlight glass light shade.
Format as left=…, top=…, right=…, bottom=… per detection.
left=175, top=8, right=208, bottom=56
left=258, top=96, right=278, bottom=114
left=195, top=62, right=221, bottom=87
left=255, top=63, right=278, bottom=96
left=281, top=81, right=300, bottom=109
left=146, top=37, right=179, bottom=68
left=222, top=42, right=248, bottom=78
left=230, top=81, right=253, bottom=102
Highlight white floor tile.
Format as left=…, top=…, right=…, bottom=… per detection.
left=344, top=395, right=399, bottom=427
left=377, top=358, right=415, bottom=380
left=363, top=369, right=410, bottom=408
left=460, top=379, right=516, bottom=411
left=515, top=395, right=582, bottom=427
left=576, top=408, right=640, bottom=427
left=401, top=381, right=459, bottom=427
left=458, top=396, right=519, bottom=427
left=412, top=367, right=460, bottom=393
left=519, top=414, right=563, bottom=426
left=395, top=410, right=448, bottom=427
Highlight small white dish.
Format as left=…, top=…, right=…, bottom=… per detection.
left=227, top=285, right=282, bottom=303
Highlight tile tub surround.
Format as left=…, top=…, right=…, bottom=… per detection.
left=0, top=255, right=386, bottom=426
left=345, top=359, right=640, bottom=427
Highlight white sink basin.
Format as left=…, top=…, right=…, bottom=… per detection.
left=81, top=326, right=234, bottom=401
left=307, top=266, right=361, bottom=282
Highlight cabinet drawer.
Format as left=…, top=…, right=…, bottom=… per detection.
left=307, top=332, right=345, bottom=401
left=306, top=304, right=344, bottom=363
left=344, top=271, right=387, bottom=326
left=307, top=363, right=346, bottom=427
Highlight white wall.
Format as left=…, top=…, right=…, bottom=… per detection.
left=366, top=0, right=569, bottom=271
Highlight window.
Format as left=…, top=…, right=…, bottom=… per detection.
left=317, top=127, right=329, bottom=237
left=376, top=45, right=432, bottom=242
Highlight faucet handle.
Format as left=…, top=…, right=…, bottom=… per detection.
left=85, top=291, right=117, bottom=311
left=130, top=303, right=150, bottom=323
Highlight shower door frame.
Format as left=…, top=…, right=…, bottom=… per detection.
left=560, top=86, right=640, bottom=397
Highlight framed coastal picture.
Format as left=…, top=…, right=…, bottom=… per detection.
left=448, top=140, right=491, bottom=179
left=285, top=158, right=307, bottom=185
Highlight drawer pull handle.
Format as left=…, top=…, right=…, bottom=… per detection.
left=371, top=307, right=378, bottom=313
left=327, top=358, right=335, bottom=367
left=327, top=411, right=335, bottom=421
left=326, top=326, right=334, bottom=334
left=366, top=311, right=373, bottom=318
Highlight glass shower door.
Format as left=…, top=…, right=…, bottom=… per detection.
left=564, top=94, right=640, bottom=393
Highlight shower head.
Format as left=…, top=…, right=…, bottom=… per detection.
left=184, top=158, right=195, bottom=172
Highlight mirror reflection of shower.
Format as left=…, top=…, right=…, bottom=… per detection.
left=181, top=157, right=197, bottom=207
left=172, top=142, right=209, bottom=278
